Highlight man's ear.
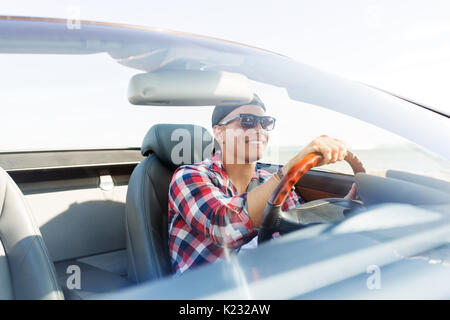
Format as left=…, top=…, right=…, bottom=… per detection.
left=212, top=125, right=223, bottom=142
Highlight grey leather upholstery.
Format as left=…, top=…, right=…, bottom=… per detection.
left=0, top=167, right=63, bottom=300
left=55, top=258, right=132, bottom=300
left=126, top=124, right=213, bottom=283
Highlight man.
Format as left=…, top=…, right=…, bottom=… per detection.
left=168, top=94, right=357, bottom=274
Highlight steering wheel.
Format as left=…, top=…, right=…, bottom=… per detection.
left=258, top=151, right=366, bottom=244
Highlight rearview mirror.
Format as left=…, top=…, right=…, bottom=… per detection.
left=128, top=70, right=253, bottom=106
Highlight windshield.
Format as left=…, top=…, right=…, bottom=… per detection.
left=1, top=18, right=449, bottom=182
left=0, top=52, right=215, bottom=151
left=258, top=85, right=450, bottom=181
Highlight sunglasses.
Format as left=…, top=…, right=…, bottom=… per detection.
left=217, top=113, right=276, bottom=131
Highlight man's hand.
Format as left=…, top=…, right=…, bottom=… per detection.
left=344, top=182, right=357, bottom=200
left=285, top=135, right=347, bottom=172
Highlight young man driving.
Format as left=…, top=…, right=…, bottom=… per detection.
left=168, top=94, right=357, bottom=274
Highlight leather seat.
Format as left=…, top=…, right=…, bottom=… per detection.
left=125, top=123, right=213, bottom=283
left=0, top=167, right=64, bottom=300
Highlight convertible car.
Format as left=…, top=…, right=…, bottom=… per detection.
left=0, top=16, right=449, bottom=300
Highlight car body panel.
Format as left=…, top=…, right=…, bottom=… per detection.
left=102, top=203, right=450, bottom=299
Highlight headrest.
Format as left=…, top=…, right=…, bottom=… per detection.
left=141, top=124, right=214, bottom=169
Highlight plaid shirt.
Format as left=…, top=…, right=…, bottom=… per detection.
left=168, top=153, right=303, bottom=274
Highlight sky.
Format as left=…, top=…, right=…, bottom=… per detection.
left=3, top=0, right=450, bottom=113
left=1, top=0, right=449, bottom=157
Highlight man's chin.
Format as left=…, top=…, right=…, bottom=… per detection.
left=225, top=146, right=266, bottom=164
left=245, top=151, right=265, bottom=164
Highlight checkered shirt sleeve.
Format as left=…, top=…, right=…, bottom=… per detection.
left=169, top=166, right=256, bottom=248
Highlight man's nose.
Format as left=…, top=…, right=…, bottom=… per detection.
left=249, top=123, right=266, bottom=138
left=256, top=120, right=263, bottom=130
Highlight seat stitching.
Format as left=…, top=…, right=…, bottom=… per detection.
left=124, top=214, right=138, bottom=283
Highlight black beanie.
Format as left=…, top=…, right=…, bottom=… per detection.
left=211, top=94, right=266, bottom=127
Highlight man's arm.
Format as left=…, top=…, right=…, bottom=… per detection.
left=169, top=166, right=257, bottom=248
left=246, top=135, right=349, bottom=227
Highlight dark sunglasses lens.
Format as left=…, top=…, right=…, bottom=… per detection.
left=261, top=117, right=275, bottom=130
left=240, top=114, right=257, bottom=128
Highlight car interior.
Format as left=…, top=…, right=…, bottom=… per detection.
left=0, top=122, right=365, bottom=300
left=2, top=119, right=449, bottom=299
